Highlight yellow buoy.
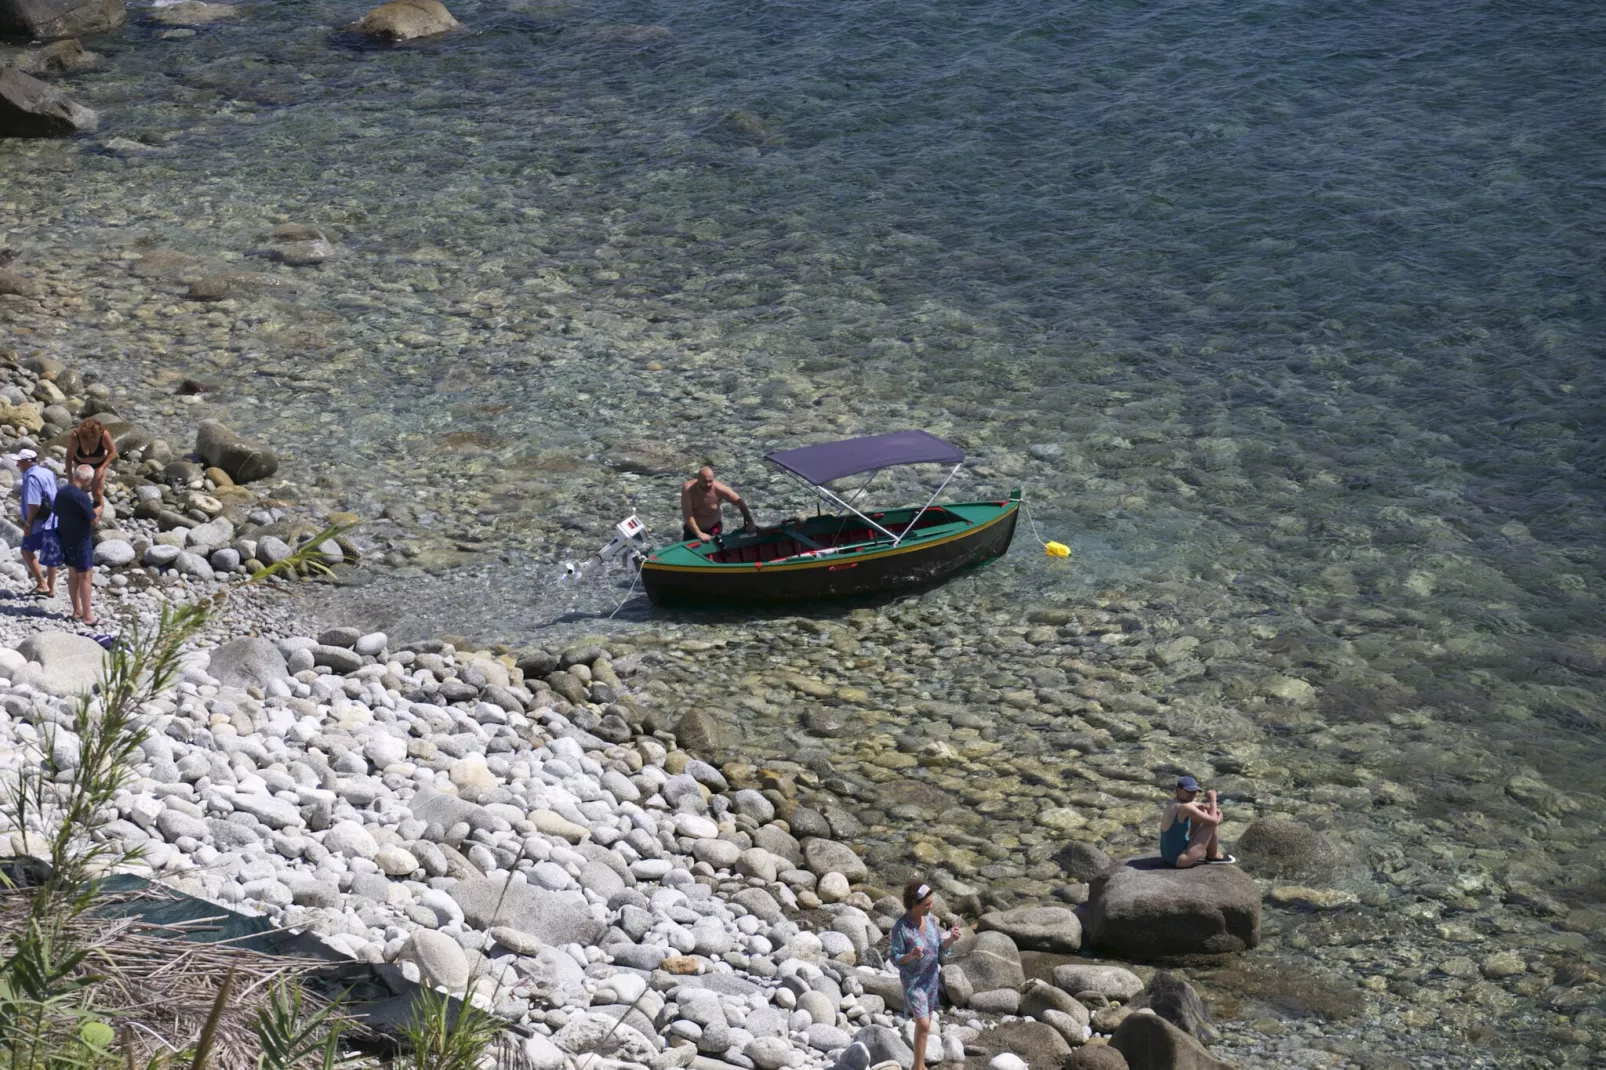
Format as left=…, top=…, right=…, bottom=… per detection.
left=1045, top=541, right=1071, bottom=558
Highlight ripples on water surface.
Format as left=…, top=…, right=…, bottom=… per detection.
left=2, top=0, right=1605, bottom=1059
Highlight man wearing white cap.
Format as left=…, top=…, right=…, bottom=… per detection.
left=15, top=449, right=61, bottom=598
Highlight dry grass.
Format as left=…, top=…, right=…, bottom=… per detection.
left=0, top=883, right=357, bottom=1070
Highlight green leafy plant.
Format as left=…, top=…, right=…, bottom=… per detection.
left=398, top=987, right=503, bottom=1070
left=247, top=523, right=360, bottom=584
left=252, top=980, right=349, bottom=1070
left=1, top=601, right=211, bottom=1070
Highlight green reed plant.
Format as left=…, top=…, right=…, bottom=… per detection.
left=1, top=601, right=209, bottom=1070
left=397, top=987, right=504, bottom=1070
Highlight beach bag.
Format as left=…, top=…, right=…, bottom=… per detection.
left=37, top=529, right=62, bottom=569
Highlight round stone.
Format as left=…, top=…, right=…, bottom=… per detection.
left=375, top=846, right=419, bottom=876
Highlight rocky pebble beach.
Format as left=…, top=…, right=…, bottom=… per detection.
left=0, top=363, right=1593, bottom=1066
left=0, top=357, right=1214, bottom=1070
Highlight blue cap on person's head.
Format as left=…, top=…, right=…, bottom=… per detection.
left=1177, top=775, right=1201, bottom=793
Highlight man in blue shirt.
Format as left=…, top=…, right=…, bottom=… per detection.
left=54, top=465, right=102, bottom=624
left=15, top=448, right=60, bottom=597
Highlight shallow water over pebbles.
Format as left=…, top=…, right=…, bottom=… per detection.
left=2, top=0, right=1604, bottom=1061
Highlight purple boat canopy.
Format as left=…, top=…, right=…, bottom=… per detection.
left=764, top=430, right=966, bottom=486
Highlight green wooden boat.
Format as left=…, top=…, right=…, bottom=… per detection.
left=641, top=431, right=1020, bottom=607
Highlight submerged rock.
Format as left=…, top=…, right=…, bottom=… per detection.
left=196, top=419, right=279, bottom=483
left=0, top=0, right=124, bottom=39
left=0, top=68, right=97, bottom=138
left=0, top=271, right=40, bottom=298
left=147, top=1, right=236, bottom=25
left=355, top=0, right=458, bottom=41
left=1234, top=817, right=1341, bottom=879
left=10, top=38, right=103, bottom=75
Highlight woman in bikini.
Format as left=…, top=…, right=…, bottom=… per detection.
left=1160, top=775, right=1237, bottom=867
left=67, top=417, right=117, bottom=509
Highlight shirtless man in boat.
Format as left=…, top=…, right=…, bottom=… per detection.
left=681, top=466, right=757, bottom=542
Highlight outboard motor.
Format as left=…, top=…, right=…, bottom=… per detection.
left=559, top=515, right=653, bottom=585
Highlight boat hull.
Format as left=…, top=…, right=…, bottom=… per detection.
left=641, top=501, right=1018, bottom=608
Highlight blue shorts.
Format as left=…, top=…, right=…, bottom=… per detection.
left=23, top=529, right=62, bottom=568
left=60, top=539, right=93, bottom=572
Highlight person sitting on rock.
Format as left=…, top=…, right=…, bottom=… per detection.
left=889, top=880, right=960, bottom=1070
left=1160, top=776, right=1236, bottom=868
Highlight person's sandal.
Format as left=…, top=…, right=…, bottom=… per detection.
left=1205, top=854, right=1238, bottom=865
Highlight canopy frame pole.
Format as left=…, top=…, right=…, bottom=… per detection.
left=772, top=467, right=900, bottom=543
left=842, top=471, right=882, bottom=510
left=893, top=462, right=963, bottom=546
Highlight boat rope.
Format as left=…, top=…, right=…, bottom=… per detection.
left=1019, top=497, right=1072, bottom=559
left=607, top=555, right=647, bottom=620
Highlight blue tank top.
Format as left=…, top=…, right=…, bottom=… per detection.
left=1160, top=807, right=1191, bottom=864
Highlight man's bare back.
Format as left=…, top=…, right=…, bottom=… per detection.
left=680, top=466, right=756, bottom=541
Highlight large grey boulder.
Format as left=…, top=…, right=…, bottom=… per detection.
left=978, top=905, right=1083, bottom=952
left=447, top=875, right=604, bottom=945
left=752, top=823, right=803, bottom=866
left=186, top=517, right=233, bottom=551
left=195, top=419, right=279, bottom=483
left=1085, top=858, right=1260, bottom=960
left=0, top=0, right=124, bottom=39
left=514, top=944, right=587, bottom=1006
left=92, top=539, right=136, bottom=566
left=207, top=637, right=290, bottom=690
left=945, top=930, right=1024, bottom=993
left=13, top=631, right=104, bottom=696
left=231, top=793, right=301, bottom=830
left=1109, top=1012, right=1229, bottom=1070
left=0, top=67, right=96, bottom=138
left=312, top=645, right=361, bottom=673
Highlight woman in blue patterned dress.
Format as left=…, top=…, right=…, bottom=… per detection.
left=888, top=880, right=960, bottom=1070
